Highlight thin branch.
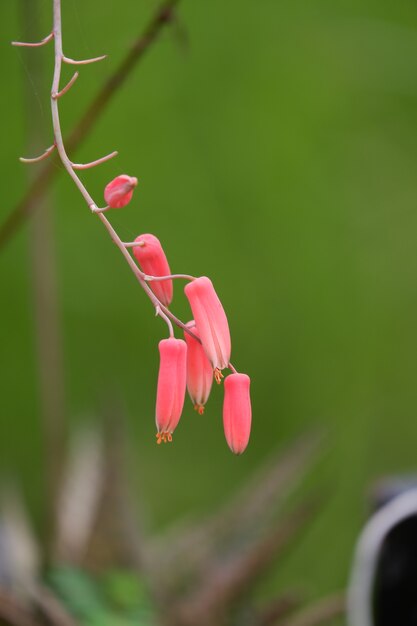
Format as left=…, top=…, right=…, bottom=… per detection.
left=281, top=593, right=345, bottom=626
left=52, top=71, right=78, bottom=99
left=123, top=240, right=145, bottom=247
left=0, top=588, right=42, bottom=626
left=30, top=584, right=80, bottom=626
left=156, top=305, right=174, bottom=337
left=19, top=144, right=56, bottom=164
left=20, top=0, right=67, bottom=556
left=172, top=501, right=317, bottom=626
left=62, top=54, right=107, bottom=65
left=2, top=0, right=180, bottom=249
left=144, top=273, right=196, bottom=282
left=12, top=32, right=53, bottom=47
left=50, top=0, right=175, bottom=335
left=46, top=0, right=199, bottom=343
left=71, top=150, right=118, bottom=170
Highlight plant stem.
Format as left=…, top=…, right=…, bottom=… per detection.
left=1, top=0, right=180, bottom=250
left=49, top=0, right=192, bottom=338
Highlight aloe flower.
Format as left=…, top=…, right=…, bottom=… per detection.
left=223, top=373, right=251, bottom=455
left=184, top=321, right=213, bottom=414
left=133, top=234, right=173, bottom=306
left=104, top=174, right=137, bottom=208
left=184, top=277, right=231, bottom=382
left=155, top=338, right=187, bottom=443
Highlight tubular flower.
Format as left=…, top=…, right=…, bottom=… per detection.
left=104, top=174, right=138, bottom=208
left=223, top=373, right=252, bottom=455
left=133, top=234, right=173, bottom=306
left=184, top=276, right=231, bottom=383
left=155, top=338, right=187, bottom=444
left=184, top=321, right=213, bottom=415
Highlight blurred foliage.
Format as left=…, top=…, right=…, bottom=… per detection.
left=48, top=567, right=154, bottom=626
left=1, top=0, right=417, bottom=608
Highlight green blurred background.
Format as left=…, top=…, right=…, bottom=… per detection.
left=2, top=0, right=417, bottom=605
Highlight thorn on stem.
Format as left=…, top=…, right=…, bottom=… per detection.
left=62, top=54, right=107, bottom=66
left=72, top=151, right=118, bottom=170
left=90, top=204, right=110, bottom=213
left=52, top=72, right=79, bottom=99
left=11, top=33, right=53, bottom=48
left=19, top=144, right=56, bottom=164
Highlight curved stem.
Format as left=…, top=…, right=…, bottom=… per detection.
left=52, top=71, right=78, bottom=99
left=12, top=32, right=54, bottom=47
left=63, top=54, right=107, bottom=65
left=50, top=0, right=184, bottom=337
left=71, top=150, right=118, bottom=170
left=144, top=273, right=195, bottom=282
left=20, top=144, right=56, bottom=164
left=49, top=0, right=203, bottom=344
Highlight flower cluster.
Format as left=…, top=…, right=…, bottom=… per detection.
left=109, top=175, right=252, bottom=455
left=12, top=9, right=252, bottom=458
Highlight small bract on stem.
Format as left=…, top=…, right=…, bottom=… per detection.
left=13, top=0, right=252, bottom=452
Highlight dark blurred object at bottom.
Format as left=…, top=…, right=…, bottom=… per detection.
left=349, top=478, right=417, bottom=626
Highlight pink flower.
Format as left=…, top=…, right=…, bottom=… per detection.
left=133, top=234, right=173, bottom=306
left=104, top=174, right=138, bottom=208
left=155, top=338, right=187, bottom=444
left=184, top=277, right=231, bottom=382
left=223, top=373, right=251, bottom=455
left=184, top=321, right=213, bottom=415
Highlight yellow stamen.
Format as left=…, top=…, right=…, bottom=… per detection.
left=156, top=431, right=173, bottom=444
left=214, top=368, right=223, bottom=384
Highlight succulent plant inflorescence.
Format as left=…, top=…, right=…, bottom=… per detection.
left=12, top=0, right=252, bottom=453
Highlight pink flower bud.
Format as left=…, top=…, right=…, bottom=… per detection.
left=223, top=373, right=252, bottom=455
left=104, top=174, right=138, bottom=208
left=155, top=338, right=187, bottom=444
left=184, top=277, right=231, bottom=382
left=184, top=321, right=213, bottom=415
left=133, top=234, right=173, bottom=307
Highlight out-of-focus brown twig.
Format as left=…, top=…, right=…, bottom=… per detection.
left=152, top=432, right=322, bottom=591
left=31, top=584, right=80, bottom=626
left=280, top=593, right=345, bottom=626
left=255, top=594, right=301, bottom=626
left=0, top=588, right=41, bottom=626
left=19, top=0, right=67, bottom=555
left=0, top=0, right=180, bottom=250
left=170, top=500, right=319, bottom=626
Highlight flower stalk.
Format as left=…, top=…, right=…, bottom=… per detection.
left=13, top=0, right=250, bottom=452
